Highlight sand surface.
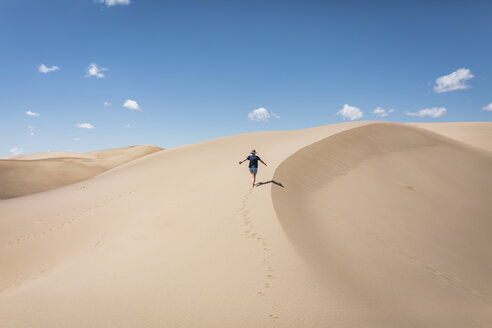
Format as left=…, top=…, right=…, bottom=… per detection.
left=1, top=122, right=491, bottom=327
left=0, top=145, right=163, bottom=200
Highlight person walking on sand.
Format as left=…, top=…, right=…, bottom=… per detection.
left=238, top=149, right=267, bottom=187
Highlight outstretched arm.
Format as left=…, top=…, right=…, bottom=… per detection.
left=260, top=159, right=267, bottom=166
left=238, top=158, right=247, bottom=164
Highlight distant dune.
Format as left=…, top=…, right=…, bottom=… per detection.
left=0, top=145, right=163, bottom=200
left=0, top=122, right=491, bottom=327
left=409, top=122, right=492, bottom=152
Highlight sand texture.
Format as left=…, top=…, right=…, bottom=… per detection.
left=0, top=145, right=163, bottom=200
left=1, top=122, right=491, bottom=327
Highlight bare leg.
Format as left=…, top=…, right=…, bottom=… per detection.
left=252, top=173, right=257, bottom=187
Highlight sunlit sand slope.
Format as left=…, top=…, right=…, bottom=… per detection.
left=272, top=122, right=492, bottom=326
left=0, top=145, right=163, bottom=199
left=0, top=121, right=370, bottom=327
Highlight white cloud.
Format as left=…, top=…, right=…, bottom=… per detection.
left=10, top=148, right=24, bottom=156
left=482, top=102, right=492, bottom=111
left=337, top=104, right=363, bottom=120
left=433, top=68, right=474, bottom=93
left=99, top=0, right=130, bottom=6
left=28, top=126, right=34, bottom=136
left=104, top=101, right=112, bottom=106
left=123, top=99, right=141, bottom=111
left=85, top=63, right=107, bottom=78
left=248, top=107, right=279, bottom=122
left=38, top=64, right=60, bottom=74
left=373, top=107, right=395, bottom=117
left=25, top=110, right=40, bottom=117
left=124, top=123, right=131, bottom=128
left=76, top=123, right=95, bottom=129
left=406, top=107, right=446, bottom=118
left=74, top=137, right=81, bottom=141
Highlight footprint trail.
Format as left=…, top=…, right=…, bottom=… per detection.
left=238, top=187, right=279, bottom=320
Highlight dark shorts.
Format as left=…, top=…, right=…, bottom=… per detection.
left=249, top=167, right=258, bottom=174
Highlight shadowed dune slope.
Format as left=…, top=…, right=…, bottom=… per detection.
left=272, top=122, right=492, bottom=326
left=0, top=145, right=163, bottom=200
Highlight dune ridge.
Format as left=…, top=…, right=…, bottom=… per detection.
left=1, top=121, right=491, bottom=327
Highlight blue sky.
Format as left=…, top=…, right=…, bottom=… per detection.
left=1, top=0, right=491, bottom=157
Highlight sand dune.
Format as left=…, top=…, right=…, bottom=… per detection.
left=0, top=122, right=491, bottom=327
left=273, top=122, right=492, bottom=326
left=0, top=145, right=163, bottom=200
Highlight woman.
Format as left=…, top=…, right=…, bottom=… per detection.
left=238, top=149, right=267, bottom=187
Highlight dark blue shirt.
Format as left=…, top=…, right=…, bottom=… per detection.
left=247, top=155, right=261, bottom=168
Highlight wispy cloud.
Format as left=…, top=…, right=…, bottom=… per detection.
left=25, top=110, right=40, bottom=117
left=123, top=99, right=141, bottom=111
left=85, top=63, right=107, bottom=78
left=248, top=107, right=279, bottom=122
left=98, top=0, right=131, bottom=6
left=28, top=126, right=34, bottom=136
left=104, top=101, right=112, bottom=106
left=433, top=68, right=474, bottom=93
left=373, top=107, right=395, bottom=117
left=10, top=148, right=24, bottom=156
left=124, top=123, right=131, bottom=128
left=406, top=107, right=446, bottom=118
left=74, top=137, right=81, bottom=141
left=337, top=104, right=363, bottom=120
left=76, top=123, right=95, bottom=129
left=38, top=64, right=60, bottom=74
left=482, top=102, right=492, bottom=111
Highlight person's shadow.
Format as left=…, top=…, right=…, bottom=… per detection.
left=255, top=180, right=284, bottom=188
